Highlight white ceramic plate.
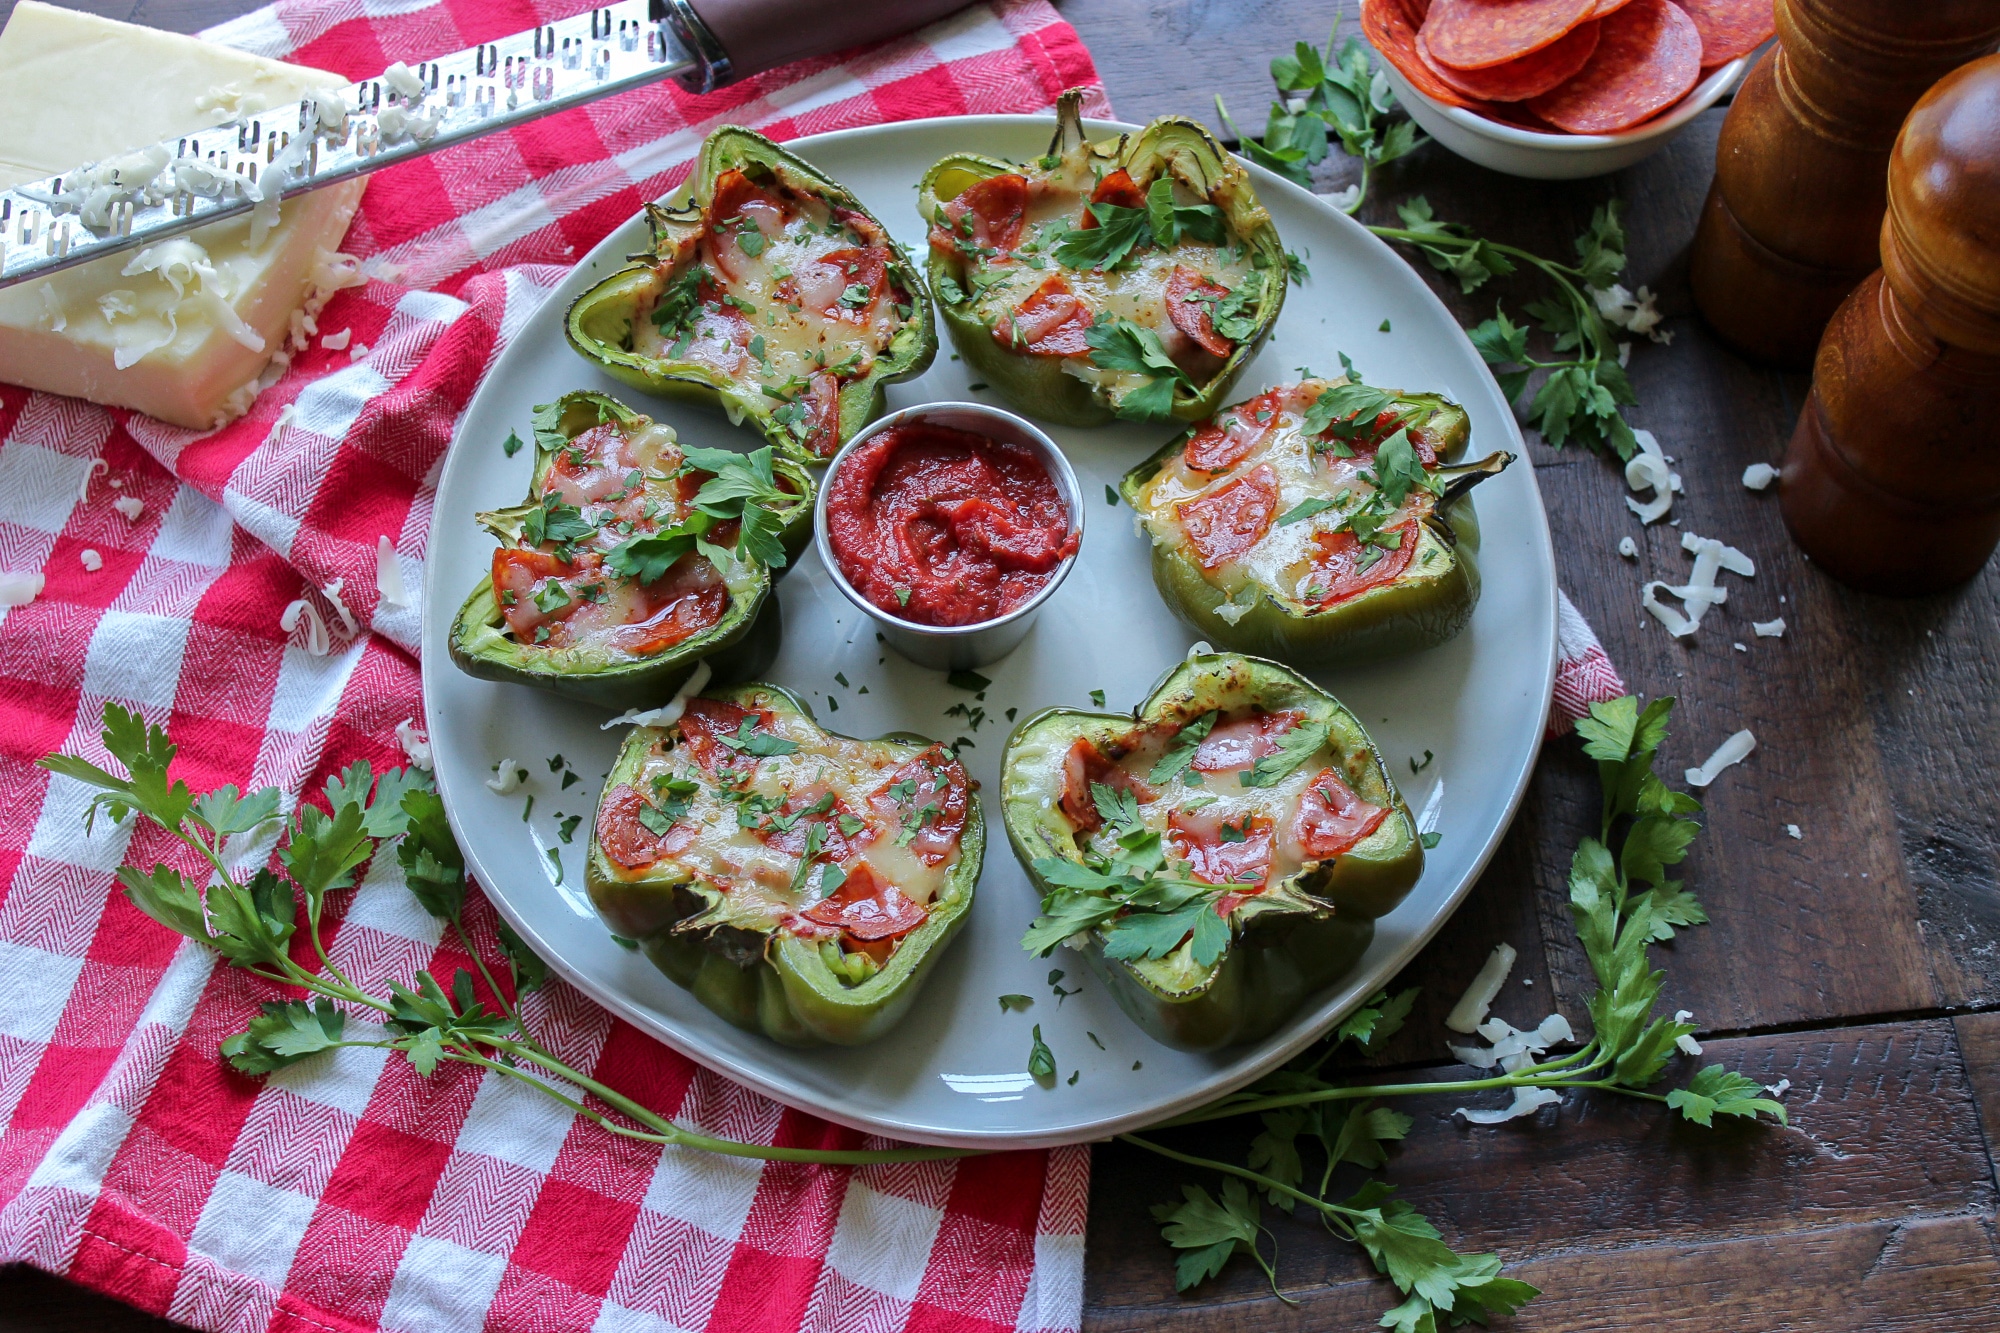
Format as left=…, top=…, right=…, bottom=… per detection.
left=421, top=116, right=1556, bottom=1149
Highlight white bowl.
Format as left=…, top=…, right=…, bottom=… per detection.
left=1382, top=54, right=1751, bottom=179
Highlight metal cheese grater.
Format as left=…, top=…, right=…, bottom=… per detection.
left=0, top=0, right=727, bottom=291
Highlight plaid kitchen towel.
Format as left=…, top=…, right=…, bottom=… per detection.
left=0, top=3, right=1104, bottom=1332
left=0, top=2, right=1626, bottom=1331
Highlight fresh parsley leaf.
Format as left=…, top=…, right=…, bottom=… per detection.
left=1083, top=319, right=1190, bottom=421
left=1145, top=176, right=1226, bottom=247
left=716, top=715, right=799, bottom=758
left=1148, top=711, right=1217, bottom=784
left=1056, top=201, right=1153, bottom=270
left=1151, top=1179, right=1273, bottom=1294
left=999, top=994, right=1034, bottom=1012
left=1276, top=497, right=1338, bottom=528
left=1668, top=1065, right=1788, bottom=1127
left=1337, top=986, right=1419, bottom=1051
left=1028, top=1024, right=1057, bottom=1081
left=221, top=998, right=346, bottom=1073
left=1241, top=721, right=1329, bottom=788
left=502, top=430, right=525, bottom=458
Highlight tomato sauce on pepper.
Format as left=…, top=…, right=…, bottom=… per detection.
left=825, top=422, right=1078, bottom=626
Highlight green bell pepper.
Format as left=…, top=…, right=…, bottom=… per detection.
left=587, top=683, right=983, bottom=1046
left=565, top=126, right=936, bottom=464
left=448, top=390, right=814, bottom=710
left=916, top=88, right=1287, bottom=427
left=999, top=652, right=1422, bottom=1050
left=1119, top=377, right=1512, bottom=667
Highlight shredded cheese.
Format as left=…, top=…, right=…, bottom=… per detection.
left=1753, top=617, right=1786, bottom=637
left=601, top=660, right=713, bottom=730
left=1624, top=429, right=1678, bottom=524
left=0, top=571, right=46, bottom=607
left=80, top=549, right=104, bottom=572
left=280, top=599, right=331, bottom=655
left=112, top=495, right=145, bottom=521
left=321, top=328, right=352, bottom=351
left=77, top=459, right=107, bottom=503
left=321, top=578, right=359, bottom=635
left=396, top=719, right=433, bottom=772
left=1742, top=462, right=1779, bottom=491
left=1685, top=729, right=1755, bottom=788
left=376, top=536, right=409, bottom=608
left=1618, top=536, right=1637, bottom=558
left=1445, top=942, right=1517, bottom=1034
left=486, top=760, right=527, bottom=794
left=1457, top=1085, right=1561, bottom=1125
left=1673, top=1010, right=1703, bottom=1055
left=1785, top=824, right=1802, bottom=840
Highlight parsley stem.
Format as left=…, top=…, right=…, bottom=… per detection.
left=448, top=916, right=521, bottom=1027
left=482, top=1038, right=975, bottom=1164
left=1120, top=1132, right=1368, bottom=1222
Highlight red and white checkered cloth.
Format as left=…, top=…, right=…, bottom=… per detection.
left=0, top=3, right=1103, bottom=1331
left=0, top=1, right=1623, bottom=1328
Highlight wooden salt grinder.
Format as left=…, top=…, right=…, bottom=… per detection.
left=1779, top=55, right=2000, bottom=594
left=1689, top=0, right=2000, bottom=368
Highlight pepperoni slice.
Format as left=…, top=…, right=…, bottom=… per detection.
left=1004, top=275, right=1094, bottom=357
left=940, top=172, right=1027, bottom=252
left=1059, top=737, right=1155, bottom=832
left=1670, top=0, right=1775, bottom=65
left=810, top=246, right=889, bottom=323
left=801, top=860, right=927, bottom=942
left=869, top=747, right=970, bottom=866
left=759, top=787, right=868, bottom=863
left=492, top=547, right=579, bottom=639
left=1081, top=168, right=1147, bottom=226
left=1591, top=0, right=1636, bottom=14
left=1360, top=0, right=1488, bottom=110
left=1423, top=0, right=1599, bottom=70
left=675, top=697, right=764, bottom=773
left=1168, top=809, right=1275, bottom=888
left=1164, top=267, right=1236, bottom=359
left=612, top=553, right=730, bottom=655
left=596, top=785, right=692, bottom=871
left=1419, top=18, right=1600, bottom=100
left=1529, top=0, right=1701, bottom=131
left=1305, top=527, right=1419, bottom=607
left=708, top=169, right=791, bottom=282
left=1192, top=710, right=1306, bottom=773
left=1178, top=464, right=1278, bottom=568
left=1183, top=392, right=1281, bottom=473
left=1292, top=768, right=1390, bottom=859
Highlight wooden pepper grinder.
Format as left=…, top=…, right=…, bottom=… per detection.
left=1689, top=0, right=2000, bottom=368
left=1779, top=55, right=2000, bottom=594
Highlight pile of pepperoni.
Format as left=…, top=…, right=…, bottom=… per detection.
left=1361, top=0, right=1774, bottom=135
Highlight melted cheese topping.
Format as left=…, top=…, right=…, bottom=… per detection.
left=1133, top=382, right=1438, bottom=604
left=631, top=188, right=902, bottom=394
left=954, top=153, right=1254, bottom=383
left=622, top=713, right=961, bottom=929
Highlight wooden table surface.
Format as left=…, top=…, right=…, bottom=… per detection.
left=5, top=2, right=1998, bottom=1330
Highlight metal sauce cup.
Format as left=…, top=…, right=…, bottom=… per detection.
left=813, top=402, right=1084, bottom=672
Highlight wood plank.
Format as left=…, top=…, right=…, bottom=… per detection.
left=1955, top=1011, right=2000, bottom=1180
left=1085, top=1019, right=1999, bottom=1321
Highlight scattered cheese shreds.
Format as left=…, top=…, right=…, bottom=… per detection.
left=1733, top=642, right=1748, bottom=652
left=486, top=760, right=525, bottom=794
left=321, top=579, right=359, bottom=636
left=1445, top=943, right=1517, bottom=1034
left=1642, top=582, right=1698, bottom=637
left=280, top=600, right=331, bottom=656
left=1618, top=536, right=1638, bottom=559
left=1742, top=462, right=1779, bottom=491
left=1754, top=617, right=1786, bottom=637
left=1624, top=430, right=1678, bottom=525
left=1765, top=1078, right=1791, bottom=1098
left=396, top=720, right=433, bottom=772
left=80, top=549, right=104, bottom=572
left=602, top=660, right=714, bottom=731
left=376, top=536, right=410, bottom=608
left=1457, top=1086, right=1561, bottom=1126
left=321, top=328, right=352, bottom=351
left=1683, top=528, right=1754, bottom=577
left=1786, top=824, right=1802, bottom=840
left=1186, top=641, right=1214, bottom=659
left=77, top=459, right=107, bottom=503
left=349, top=342, right=370, bottom=362
left=1451, top=1012, right=1573, bottom=1072
left=0, top=572, right=46, bottom=607
left=1686, top=729, right=1756, bottom=788
left=1673, top=1010, right=1703, bottom=1055
left=113, top=495, right=145, bottom=521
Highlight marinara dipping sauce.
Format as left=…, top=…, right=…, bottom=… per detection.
left=825, top=421, right=1080, bottom=626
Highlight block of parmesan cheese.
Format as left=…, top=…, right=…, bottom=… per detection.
left=0, top=2, right=367, bottom=429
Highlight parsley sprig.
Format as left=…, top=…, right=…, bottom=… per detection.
left=42, top=704, right=965, bottom=1166
left=1116, top=695, right=1784, bottom=1324
left=1084, top=318, right=1191, bottom=420
left=1022, top=781, right=1229, bottom=966
left=1056, top=177, right=1228, bottom=272
left=605, top=444, right=798, bottom=581
left=1219, top=21, right=1648, bottom=458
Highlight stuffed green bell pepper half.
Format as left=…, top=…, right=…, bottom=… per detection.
left=587, top=684, right=982, bottom=1046
left=566, top=126, right=936, bottom=463
left=1000, top=653, right=1422, bottom=1050
left=1119, top=374, right=1513, bottom=666
left=917, top=88, right=1287, bottom=427
left=449, top=391, right=813, bottom=709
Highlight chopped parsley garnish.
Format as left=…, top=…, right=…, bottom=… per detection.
left=1241, top=721, right=1330, bottom=788
left=716, top=715, right=799, bottom=758
left=1149, top=710, right=1217, bottom=784
left=502, top=430, right=524, bottom=458
left=1084, top=319, right=1190, bottom=421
